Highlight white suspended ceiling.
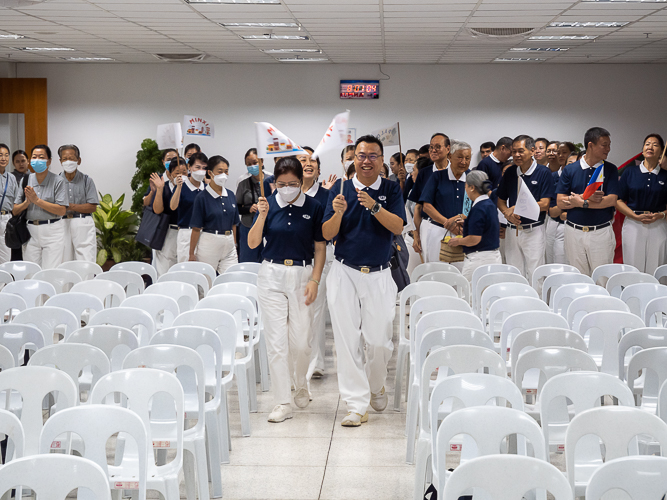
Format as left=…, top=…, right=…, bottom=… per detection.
left=1, top=0, right=667, bottom=64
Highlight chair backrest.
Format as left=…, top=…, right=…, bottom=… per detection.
left=70, top=279, right=126, bottom=308
left=0, top=270, right=12, bottom=292
left=567, top=295, right=630, bottom=331
left=159, top=270, right=210, bottom=297
left=44, top=292, right=105, bottom=326
left=0, top=408, right=23, bottom=463
left=417, top=271, right=470, bottom=303
left=0, top=293, right=27, bottom=323
left=510, top=327, right=586, bottom=375
left=531, top=263, right=580, bottom=291
left=407, top=296, right=472, bottom=346
left=32, top=269, right=81, bottom=294
left=66, top=325, right=138, bottom=371
left=39, top=405, right=147, bottom=500
left=207, top=282, right=260, bottom=311
left=471, top=264, right=521, bottom=296
left=168, top=261, right=216, bottom=287
left=398, top=283, right=458, bottom=343
left=212, top=271, right=258, bottom=287
left=659, top=379, right=667, bottom=423
left=552, top=283, right=609, bottom=319
left=418, top=327, right=495, bottom=376
left=475, top=272, right=529, bottom=317
left=444, top=455, right=572, bottom=500
left=2, top=279, right=56, bottom=308
left=95, top=270, right=145, bottom=297
left=579, top=310, right=646, bottom=375
left=0, top=366, right=77, bottom=455
left=14, top=306, right=79, bottom=345
left=144, top=282, right=198, bottom=314
left=606, top=271, right=658, bottom=298
left=655, top=264, right=667, bottom=285
left=0, top=261, right=40, bottom=281
left=627, top=347, right=667, bottom=411
left=620, top=283, right=667, bottom=319
left=541, top=273, right=594, bottom=305
left=111, top=261, right=157, bottom=286
left=645, top=297, right=667, bottom=327
left=0, top=455, right=112, bottom=500
left=414, top=311, right=484, bottom=361
left=591, top=263, right=639, bottom=286
left=88, top=307, right=155, bottom=347
left=0, top=323, right=45, bottom=366
left=410, top=261, right=461, bottom=283
left=500, top=312, right=570, bottom=363
left=121, top=294, right=180, bottom=330
left=58, top=260, right=103, bottom=281
left=195, top=294, right=258, bottom=346
left=0, top=345, right=14, bottom=371
left=487, top=296, right=549, bottom=339
left=586, top=456, right=667, bottom=500
left=513, top=347, right=597, bottom=393
left=479, top=282, right=537, bottom=326
left=225, top=262, right=261, bottom=275
left=618, top=327, right=667, bottom=382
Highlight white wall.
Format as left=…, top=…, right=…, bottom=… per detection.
left=10, top=62, right=667, bottom=204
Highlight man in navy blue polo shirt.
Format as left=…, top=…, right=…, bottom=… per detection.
left=557, top=127, right=619, bottom=276
left=323, top=134, right=406, bottom=427
left=497, top=135, right=554, bottom=283
left=409, top=133, right=450, bottom=260
left=476, top=136, right=513, bottom=191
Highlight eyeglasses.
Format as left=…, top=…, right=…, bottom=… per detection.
left=429, top=145, right=444, bottom=151
left=355, top=153, right=382, bottom=162
left=275, top=182, right=301, bottom=188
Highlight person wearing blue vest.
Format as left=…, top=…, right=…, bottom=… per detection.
left=248, top=156, right=326, bottom=423
left=616, top=134, right=667, bottom=274
left=475, top=137, right=513, bottom=192
left=323, top=135, right=406, bottom=427
left=497, top=135, right=555, bottom=283
left=420, top=140, right=472, bottom=270
left=557, top=127, right=619, bottom=276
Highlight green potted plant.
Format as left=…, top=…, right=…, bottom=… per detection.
left=130, top=138, right=165, bottom=214
left=93, top=193, right=139, bottom=269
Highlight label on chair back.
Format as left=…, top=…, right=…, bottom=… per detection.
left=50, top=441, right=62, bottom=449
left=114, top=482, right=139, bottom=490
left=152, top=440, right=171, bottom=448
left=450, top=444, right=462, bottom=451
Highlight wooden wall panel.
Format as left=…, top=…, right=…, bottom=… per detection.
left=0, top=78, right=47, bottom=152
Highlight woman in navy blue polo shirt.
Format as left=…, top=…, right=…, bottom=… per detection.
left=448, top=170, right=500, bottom=281
left=248, top=156, right=326, bottom=423
left=616, top=134, right=667, bottom=274
left=188, top=155, right=240, bottom=273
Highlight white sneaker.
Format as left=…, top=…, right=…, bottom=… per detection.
left=268, top=404, right=293, bottom=423
left=311, top=369, right=324, bottom=379
left=294, top=388, right=310, bottom=408
left=370, top=386, right=388, bottom=412
left=341, top=412, right=369, bottom=427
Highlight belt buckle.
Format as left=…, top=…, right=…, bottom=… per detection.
left=360, top=266, right=370, bottom=274
left=517, top=225, right=523, bottom=231
left=66, top=214, right=73, bottom=219
left=582, top=226, right=590, bottom=233
left=33, top=220, right=39, bottom=226
left=225, top=231, right=231, bottom=236
left=284, top=259, right=293, bottom=266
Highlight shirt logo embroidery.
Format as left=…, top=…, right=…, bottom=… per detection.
left=302, top=214, right=311, bottom=220
left=660, top=181, right=665, bottom=186
left=378, top=195, right=387, bottom=201
left=531, top=180, right=538, bottom=185
left=232, top=204, right=236, bottom=207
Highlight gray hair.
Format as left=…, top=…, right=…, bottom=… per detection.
left=450, top=140, right=472, bottom=155
left=466, top=170, right=491, bottom=195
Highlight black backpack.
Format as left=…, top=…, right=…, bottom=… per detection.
left=4, top=175, right=29, bottom=250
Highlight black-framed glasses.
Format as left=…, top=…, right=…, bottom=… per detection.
left=355, top=153, right=382, bottom=162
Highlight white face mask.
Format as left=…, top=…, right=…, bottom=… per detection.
left=62, top=160, right=78, bottom=173
left=213, top=173, right=228, bottom=188
left=278, top=186, right=301, bottom=203
left=344, top=160, right=354, bottom=169
left=405, top=162, right=415, bottom=173
left=191, top=170, right=206, bottom=182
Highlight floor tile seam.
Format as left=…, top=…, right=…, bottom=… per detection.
left=318, top=395, right=340, bottom=500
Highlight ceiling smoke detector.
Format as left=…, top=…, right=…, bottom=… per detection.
left=469, top=27, right=536, bottom=38
left=154, top=53, right=206, bottom=62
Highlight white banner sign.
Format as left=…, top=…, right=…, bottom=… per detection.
left=370, top=122, right=399, bottom=147
left=255, top=122, right=305, bottom=159
left=312, top=110, right=350, bottom=160
left=156, top=123, right=183, bottom=150
left=513, top=177, right=540, bottom=222
left=183, top=115, right=214, bottom=138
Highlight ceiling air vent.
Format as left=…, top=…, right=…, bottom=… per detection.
left=154, top=53, right=206, bottom=62
left=469, top=27, right=535, bottom=38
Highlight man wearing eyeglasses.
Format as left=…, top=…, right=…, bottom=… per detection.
left=408, top=133, right=451, bottom=261
left=322, top=135, right=406, bottom=427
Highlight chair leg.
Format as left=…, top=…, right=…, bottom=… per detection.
left=393, top=347, right=406, bottom=412
left=183, top=450, right=197, bottom=500
left=205, top=413, right=223, bottom=499
left=194, top=439, right=211, bottom=500
left=235, top=365, right=252, bottom=437
left=405, top=388, right=419, bottom=464
left=258, top=334, right=270, bottom=392
left=217, top=393, right=231, bottom=462
left=247, top=358, right=258, bottom=413
left=413, top=440, right=430, bottom=500
left=404, top=353, right=411, bottom=402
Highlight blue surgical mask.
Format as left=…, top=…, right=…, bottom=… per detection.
left=31, top=159, right=48, bottom=173
left=247, top=164, right=260, bottom=176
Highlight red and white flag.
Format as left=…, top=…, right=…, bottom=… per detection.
left=255, top=122, right=305, bottom=159
left=311, top=110, right=350, bottom=160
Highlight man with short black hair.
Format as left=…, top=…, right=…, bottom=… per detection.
left=476, top=137, right=513, bottom=190
left=479, top=141, right=494, bottom=160
left=534, top=137, right=549, bottom=165
left=418, top=144, right=430, bottom=159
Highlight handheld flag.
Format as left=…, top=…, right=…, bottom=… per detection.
left=513, top=177, right=540, bottom=222
left=311, top=111, right=350, bottom=160
left=183, top=115, right=214, bottom=138
left=255, top=122, right=305, bottom=159
left=156, top=123, right=182, bottom=150
left=582, top=164, right=604, bottom=200
left=370, top=122, right=399, bottom=147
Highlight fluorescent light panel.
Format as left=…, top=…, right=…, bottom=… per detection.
left=510, top=47, right=569, bottom=52
left=241, top=34, right=309, bottom=40
left=262, top=48, right=320, bottom=53
left=221, top=22, right=298, bottom=27
left=0, top=35, right=24, bottom=39
left=494, top=57, right=545, bottom=62
left=64, top=57, right=114, bottom=61
left=277, top=57, right=327, bottom=62
left=549, top=21, right=629, bottom=27
left=19, top=47, right=74, bottom=51
left=186, top=0, right=279, bottom=3
left=529, top=35, right=599, bottom=40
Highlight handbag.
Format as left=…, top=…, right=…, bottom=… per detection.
left=5, top=174, right=30, bottom=249
left=390, top=234, right=410, bottom=292
left=440, top=235, right=464, bottom=263
left=135, top=205, right=169, bottom=250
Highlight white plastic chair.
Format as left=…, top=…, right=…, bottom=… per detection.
left=551, top=283, right=608, bottom=319
left=145, top=282, right=198, bottom=314
left=121, top=294, right=180, bottom=331
left=655, top=264, right=667, bottom=285
left=499, top=312, right=570, bottom=368
left=0, top=261, right=40, bottom=281
left=579, top=310, right=645, bottom=375
left=644, top=296, right=667, bottom=327
left=567, top=295, right=630, bottom=332
left=475, top=272, right=529, bottom=318
left=618, top=327, right=667, bottom=385
left=2, top=280, right=56, bottom=308
left=627, top=347, right=667, bottom=414
left=471, top=264, right=521, bottom=311
left=212, top=271, right=258, bottom=287
left=0, top=270, right=13, bottom=292
left=112, top=261, right=158, bottom=286
left=71, top=280, right=126, bottom=308
left=479, top=282, right=537, bottom=327
left=410, top=262, right=461, bottom=283
left=0, top=294, right=27, bottom=323
left=88, top=307, right=155, bottom=347
left=90, top=368, right=183, bottom=500
left=531, top=263, right=580, bottom=292
left=45, top=292, right=104, bottom=327
left=621, top=283, right=667, bottom=319
left=159, top=271, right=210, bottom=298
left=0, top=455, right=111, bottom=500
left=591, top=262, right=639, bottom=286
left=586, top=455, right=667, bottom=500
left=444, top=455, right=572, bottom=500
left=0, top=323, right=45, bottom=366
left=58, top=260, right=103, bottom=281
left=541, top=272, right=594, bottom=306
left=14, top=306, right=79, bottom=345
left=510, top=327, right=587, bottom=378
left=169, top=262, right=216, bottom=288
left=32, top=269, right=81, bottom=294
left=67, top=325, right=138, bottom=372
left=96, top=270, right=145, bottom=297
left=606, top=271, right=658, bottom=298
left=39, top=405, right=148, bottom=500
left=0, top=407, right=23, bottom=470
left=225, top=262, right=261, bottom=275
left=565, top=406, right=667, bottom=497
left=418, top=271, right=470, bottom=303
left=487, top=296, right=549, bottom=344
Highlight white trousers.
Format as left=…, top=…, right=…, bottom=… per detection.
left=504, top=223, right=546, bottom=284
left=622, top=217, right=667, bottom=275
left=564, top=224, right=615, bottom=277
left=258, top=261, right=314, bottom=406
left=545, top=218, right=567, bottom=265
left=462, top=249, right=502, bottom=282
left=63, top=216, right=97, bottom=262
left=327, top=260, right=396, bottom=415
left=195, top=232, right=238, bottom=274
left=177, top=228, right=192, bottom=263
left=153, top=228, right=178, bottom=277
left=0, top=214, right=11, bottom=265
left=24, top=220, right=65, bottom=270
left=420, top=219, right=446, bottom=263
left=403, top=231, right=423, bottom=278
left=307, top=243, right=334, bottom=380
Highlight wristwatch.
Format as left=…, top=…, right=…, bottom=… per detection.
left=582, top=200, right=589, bottom=209
left=370, top=201, right=381, bottom=215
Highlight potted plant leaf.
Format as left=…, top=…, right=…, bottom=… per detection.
left=93, top=193, right=139, bottom=269
left=130, top=138, right=165, bottom=214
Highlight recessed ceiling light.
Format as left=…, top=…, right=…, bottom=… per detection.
left=277, top=57, right=327, bottom=62
left=529, top=35, right=599, bottom=40
left=0, top=34, right=24, bottom=39
left=221, top=22, right=298, bottom=28
left=19, top=47, right=74, bottom=51
left=549, top=21, right=629, bottom=28
left=186, top=0, right=280, bottom=3
left=63, top=57, right=114, bottom=61
left=510, top=47, right=569, bottom=52
left=494, top=57, right=545, bottom=62
left=262, top=48, right=321, bottom=53
left=241, top=34, right=309, bottom=40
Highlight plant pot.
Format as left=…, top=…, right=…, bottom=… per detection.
left=102, top=259, right=116, bottom=272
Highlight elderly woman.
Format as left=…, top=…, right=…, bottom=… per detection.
left=448, top=170, right=500, bottom=281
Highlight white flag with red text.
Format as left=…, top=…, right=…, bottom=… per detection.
left=311, top=110, right=350, bottom=160
left=255, top=122, right=305, bottom=159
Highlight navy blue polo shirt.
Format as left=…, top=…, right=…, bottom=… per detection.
left=617, top=162, right=667, bottom=213
left=189, top=185, right=240, bottom=233
left=408, top=163, right=438, bottom=203
left=403, top=175, right=415, bottom=203
left=304, top=182, right=330, bottom=208
left=419, top=168, right=470, bottom=219
left=463, top=196, right=500, bottom=254
left=262, top=192, right=324, bottom=262
left=497, top=162, right=554, bottom=224
left=549, top=169, right=563, bottom=222
left=476, top=154, right=503, bottom=190
left=161, top=183, right=179, bottom=225
left=263, top=174, right=275, bottom=196
left=176, top=179, right=204, bottom=228
left=324, top=175, right=406, bottom=267
left=556, top=158, right=619, bottom=226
